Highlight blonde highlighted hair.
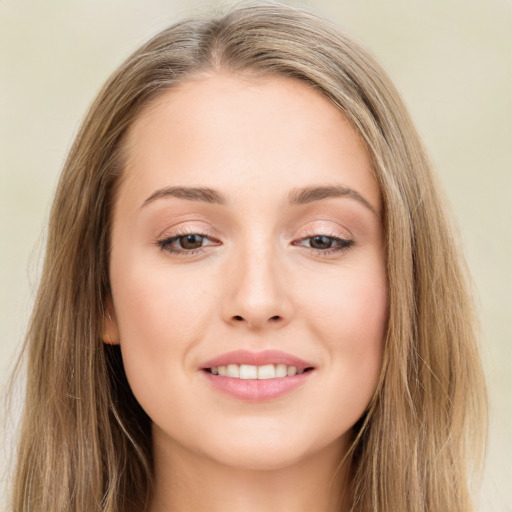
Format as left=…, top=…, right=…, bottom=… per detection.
left=11, top=3, right=486, bottom=511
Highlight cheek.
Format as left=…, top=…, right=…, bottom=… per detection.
left=304, top=258, right=388, bottom=346
left=300, top=256, right=388, bottom=399
left=112, top=258, right=213, bottom=343
left=109, top=259, right=216, bottom=402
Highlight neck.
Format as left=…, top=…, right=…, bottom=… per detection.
left=149, top=428, right=352, bottom=512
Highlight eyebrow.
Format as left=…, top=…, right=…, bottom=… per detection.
left=141, top=184, right=376, bottom=213
left=287, top=185, right=376, bottom=213
left=141, top=186, right=226, bottom=207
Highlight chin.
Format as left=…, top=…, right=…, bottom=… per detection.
left=195, top=428, right=346, bottom=473
left=206, top=444, right=313, bottom=472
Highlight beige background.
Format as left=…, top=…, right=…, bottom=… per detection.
left=1, top=1, right=510, bottom=510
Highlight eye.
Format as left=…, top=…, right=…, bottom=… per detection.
left=157, top=232, right=219, bottom=255
left=175, top=234, right=207, bottom=250
left=294, top=234, right=354, bottom=255
left=307, top=235, right=337, bottom=250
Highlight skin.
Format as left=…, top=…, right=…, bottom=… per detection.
left=105, top=73, right=388, bottom=512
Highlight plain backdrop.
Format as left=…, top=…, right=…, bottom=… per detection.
left=1, top=1, right=511, bottom=510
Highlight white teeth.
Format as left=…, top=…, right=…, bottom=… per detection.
left=275, top=364, right=287, bottom=378
left=209, top=364, right=309, bottom=379
left=226, top=364, right=239, bottom=378
left=239, top=364, right=258, bottom=379
left=257, top=364, right=276, bottom=380
left=287, top=366, right=297, bottom=376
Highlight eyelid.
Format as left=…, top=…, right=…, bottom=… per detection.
left=292, top=230, right=354, bottom=257
left=156, top=225, right=221, bottom=255
left=155, top=224, right=354, bottom=258
left=294, top=218, right=353, bottom=238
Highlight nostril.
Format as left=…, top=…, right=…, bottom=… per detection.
left=231, top=314, right=282, bottom=324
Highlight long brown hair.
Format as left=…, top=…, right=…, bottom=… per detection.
left=11, top=3, right=486, bottom=511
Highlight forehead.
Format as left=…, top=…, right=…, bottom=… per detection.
left=118, top=72, right=380, bottom=213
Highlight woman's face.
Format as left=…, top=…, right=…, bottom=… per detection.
left=107, top=73, right=388, bottom=471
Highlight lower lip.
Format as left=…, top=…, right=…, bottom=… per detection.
left=202, top=371, right=313, bottom=402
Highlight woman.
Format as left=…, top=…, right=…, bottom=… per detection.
left=11, top=3, right=487, bottom=511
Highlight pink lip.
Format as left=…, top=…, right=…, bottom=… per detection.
left=203, top=372, right=312, bottom=402
left=200, top=350, right=316, bottom=402
left=200, top=349, right=314, bottom=370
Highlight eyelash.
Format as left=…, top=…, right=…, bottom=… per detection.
left=292, top=231, right=354, bottom=256
left=156, top=227, right=219, bottom=256
left=156, top=230, right=354, bottom=257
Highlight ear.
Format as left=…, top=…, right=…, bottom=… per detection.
left=102, top=295, right=120, bottom=345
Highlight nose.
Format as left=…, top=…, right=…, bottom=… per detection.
left=221, top=241, right=294, bottom=330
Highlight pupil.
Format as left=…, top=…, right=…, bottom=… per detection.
left=311, top=236, right=332, bottom=249
left=180, top=234, right=203, bottom=249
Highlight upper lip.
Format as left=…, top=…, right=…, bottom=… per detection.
left=200, top=349, right=315, bottom=370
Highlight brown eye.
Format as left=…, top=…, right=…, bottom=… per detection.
left=178, top=234, right=205, bottom=250
left=309, top=236, right=334, bottom=250
left=293, top=234, right=354, bottom=255
left=157, top=232, right=220, bottom=255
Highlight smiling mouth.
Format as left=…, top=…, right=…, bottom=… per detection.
left=204, top=364, right=315, bottom=380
